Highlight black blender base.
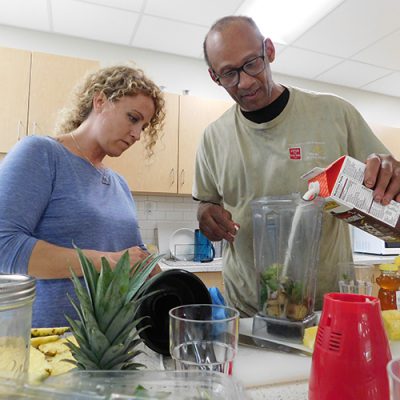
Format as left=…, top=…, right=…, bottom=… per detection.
left=252, top=312, right=318, bottom=343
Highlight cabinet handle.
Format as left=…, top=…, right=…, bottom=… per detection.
left=31, top=122, right=38, bottom=135
left=170, top=168, right=175, bottom=185
left=180, top=169, right=185, bottom=186
left=17, top=120, right=23, bottom=141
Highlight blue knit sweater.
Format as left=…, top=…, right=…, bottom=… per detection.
left=0, top=136, right=144, bottom=327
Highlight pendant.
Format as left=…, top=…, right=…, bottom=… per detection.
left=102, top=174, right=111, bottom=185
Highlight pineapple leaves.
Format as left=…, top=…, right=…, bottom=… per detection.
left=74, top=245, right=98, bottom=308
left=67, top=247, right=161, bottom=370
left=100, top=336, right=143, bottom=369
left=95, top=262, right=132, bottom=331
left=126, top=254, right=163, bottom=303
left=122, top=362, right=146, bottom=370
left=69, top=269, right=94, bottom=316
left=64, top=334, right=100, bottom=368
left=94, top=257, right=113, bottom=322
left=105, top=290, right=159, bottom=344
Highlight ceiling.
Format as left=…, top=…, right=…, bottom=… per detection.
left=1, top=0, right=400, bottom=98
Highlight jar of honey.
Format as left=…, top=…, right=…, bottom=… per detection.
left=376, top=263, right=400, bottom=310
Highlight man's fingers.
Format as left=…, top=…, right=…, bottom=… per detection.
left=213, top=211, right=238, bottom=236
left=198, top=203, right=239, bottom=242
left=382, top=166, right=400, bottom=205
left=364, top=153, right=400, bottom=204
left=364, top=153, right=381, bottom=189
left=373, top=158, right=393, bottom=202
left=200, top=219, right=232, bottom=242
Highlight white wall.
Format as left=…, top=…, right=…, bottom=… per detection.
left=1, top=24, right=400, bottom=127
left=134, top=194, right=198, bottom=247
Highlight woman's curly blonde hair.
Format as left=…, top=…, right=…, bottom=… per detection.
left=56, top=64, right=165, bottom=157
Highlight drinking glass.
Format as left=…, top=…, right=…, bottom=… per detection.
left=387, top=358, right=400, bottom=399
left=337, top=262, right=374, bottom=295
left=169, top=304, right=239, bottom=375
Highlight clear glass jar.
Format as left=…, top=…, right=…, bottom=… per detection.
left=376, top=264, right=400, bottom=311
left=0, top=274, right=35, bottom=379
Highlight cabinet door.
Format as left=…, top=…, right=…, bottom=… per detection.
left=0, top=47, right=31, bottom=152
left=104, top=93, right=179, bottom=193
left=178, top=95, right=233, bottom=194
left=28, top=52, right=99, bottom=136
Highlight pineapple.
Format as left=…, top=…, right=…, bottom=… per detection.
left=382, top=310, right=400, bottom=340
left=65, top=247, right=160, bottom=370
left=31, top=327, right=69, bottom=337
left=303, top=326, right=318, bottom=350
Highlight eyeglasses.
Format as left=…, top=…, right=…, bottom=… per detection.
left=213, top=47, right=266, bottom=88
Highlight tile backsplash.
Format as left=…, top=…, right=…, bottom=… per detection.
left=134, top=194, right=199, bottom=246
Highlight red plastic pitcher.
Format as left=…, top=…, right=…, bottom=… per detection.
left=309, top=293, right=391, bottom=400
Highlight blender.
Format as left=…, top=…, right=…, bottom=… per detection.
left=251, top=193, right=324, bottom=341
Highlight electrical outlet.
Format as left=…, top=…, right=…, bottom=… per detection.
left=145, top=201, right=156, bottom=215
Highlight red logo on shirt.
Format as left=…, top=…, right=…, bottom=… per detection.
left=289, top=147, right=302, bottom=160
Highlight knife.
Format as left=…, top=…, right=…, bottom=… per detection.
left=238, top=333, right=313, bottom=357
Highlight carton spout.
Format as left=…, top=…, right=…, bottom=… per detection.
left=302, top=181, right=320, bottom=201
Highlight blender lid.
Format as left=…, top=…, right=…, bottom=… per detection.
left=136, top=269, right=212, bottom=355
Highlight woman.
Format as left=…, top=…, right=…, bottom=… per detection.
left=0, top=65, right=165, bottom=327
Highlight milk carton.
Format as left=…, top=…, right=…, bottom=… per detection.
left=302, top=155, right=400, bottom=241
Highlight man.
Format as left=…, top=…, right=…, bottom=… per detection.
left=193, top=16, right=400, bottom=316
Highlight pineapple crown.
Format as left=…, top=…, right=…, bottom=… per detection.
left=65, top=247, right=161, bottom=370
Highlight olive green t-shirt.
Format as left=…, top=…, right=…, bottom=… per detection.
left=193, top=86, right=389, bottom=316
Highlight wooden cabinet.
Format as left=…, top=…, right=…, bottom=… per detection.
left=104, top=93, right=180, bottom=194
left=107, top=93, right=233, bottom=194
left=0, top=47, right=31, bottom=153
left=178, top=95, right=233, bottom=194
left=0, top=47, right=99, bottom=152
left=28, top=52, right=99, bottom=136
left=194, top=271, right=224, bottom=293
left=370, top=123, right=400, bottom=159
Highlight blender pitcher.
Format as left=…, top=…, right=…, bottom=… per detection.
left=251, top=193, right=324, bottom=340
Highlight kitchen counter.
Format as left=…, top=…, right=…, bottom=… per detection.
left=159, top=258, right=224, bottom=292
left=159, top=253, right=397, bottom=272
left=248, top=382, right=308, bottom=399
left=159, top=258, right=222, bottom=273
left=138, top=316, right=311, bottom=399
left=138, top=317, right=400, bottom=400
left=353, top=252, right=396, bottom=264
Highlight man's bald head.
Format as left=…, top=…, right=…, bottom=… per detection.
left=203, top=16, right=264, bottom=67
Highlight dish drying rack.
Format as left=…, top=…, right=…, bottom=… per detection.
left=171, top=243, right=218, bottom=260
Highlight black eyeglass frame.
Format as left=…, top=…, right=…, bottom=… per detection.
left=211, top=45, right=266, bottom=88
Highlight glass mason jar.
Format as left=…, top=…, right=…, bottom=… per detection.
left=0, top=274, right=36, bottom=379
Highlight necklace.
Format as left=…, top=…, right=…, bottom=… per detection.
left=69, top=132, right=110, bottom=185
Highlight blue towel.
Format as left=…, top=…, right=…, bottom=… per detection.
left=208, top=287, right=226, bottom=306
left=208, top=287, right=228, bottom=322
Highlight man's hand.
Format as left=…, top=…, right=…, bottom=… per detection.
left=364, top=153, right=400, bottom=205
left=197, top=202, right=239, bottom=243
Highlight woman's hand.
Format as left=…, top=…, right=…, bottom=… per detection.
left=124, top=246, right=161, bottom=278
